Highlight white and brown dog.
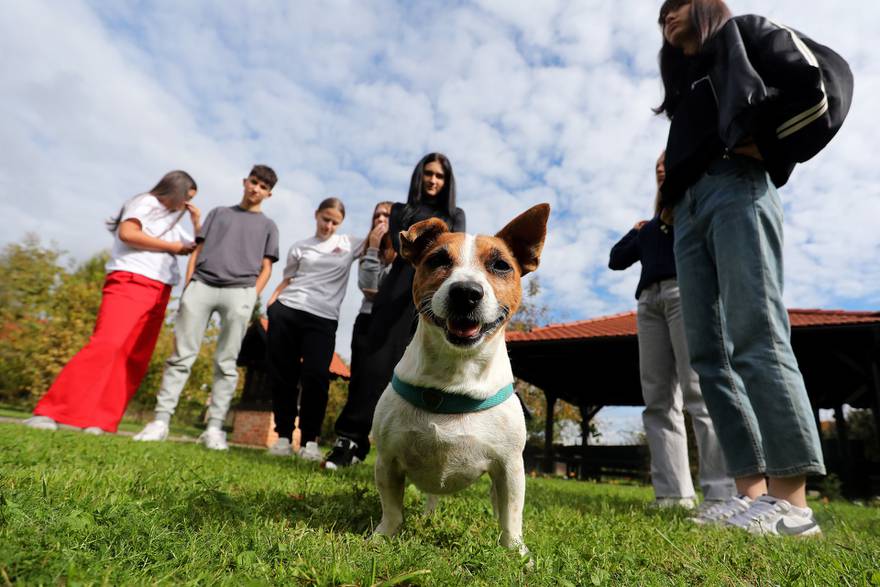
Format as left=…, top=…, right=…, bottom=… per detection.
left=370, top=203, right=550, bottom=554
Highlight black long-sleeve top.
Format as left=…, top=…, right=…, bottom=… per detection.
left=608, top=215, right=676, bottom=300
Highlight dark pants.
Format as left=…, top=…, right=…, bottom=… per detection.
left=266, top=302, right=337, bottom=443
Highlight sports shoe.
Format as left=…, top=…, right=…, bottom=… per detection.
left=297, top=440, right=323, bottom=462
left=650, top=497, right=697, bottom=510
left=267, top=437, right=293, bottom=456
left=199, top=428, right=229, bottom=451
left=83, top=426, right=104, bottom=435
left=726, top=495, right=821, bottom=536
left=689, top=494, right=752, bottom=525
left=133, top=420, right=169, bottom=442
left=24, top=416, right=58, bottom=431
left=322, top=437, right=362, bottom=470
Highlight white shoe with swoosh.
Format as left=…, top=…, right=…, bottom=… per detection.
left=727, top=495, right=821, bottom=537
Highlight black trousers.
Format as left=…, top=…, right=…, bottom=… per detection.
left=266, top=302, right=337, bottom=443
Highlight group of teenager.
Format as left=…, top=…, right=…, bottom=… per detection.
left=26, top=153, right=463, bottom=471
left=25, top=0, right=851, bottom=539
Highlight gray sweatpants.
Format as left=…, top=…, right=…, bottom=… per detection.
left=637, top=279, right=735, bottom=501
left=154, top=279, right=256, bottom=424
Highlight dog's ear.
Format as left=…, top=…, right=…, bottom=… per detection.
left=400, top=217, right=449, bottom=266
left=495, top=203, right=550, bottom=276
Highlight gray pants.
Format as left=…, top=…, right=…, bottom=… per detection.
left=154, top=280, right=256, bottom=423
left=637, top=280, right=734, bottom=501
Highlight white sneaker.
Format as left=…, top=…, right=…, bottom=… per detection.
left=199, top=428, right=229, bottom=451
left=24, top=416, right=58, bottom=431
left=133, top=420, right=169, bottom=442
left=689, top=494, right=752, bottom=525
left=651, top=497, right=697, bottom=510
left=726, top=495, right=821, bottom=536
left=83, top=426, right=104, bottom=435
left=267, top=437, right=293, bottom=456
left=297, top=441, right=323, bottom=462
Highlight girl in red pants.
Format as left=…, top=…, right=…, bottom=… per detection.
left=27, top=170, right=200, bottom=434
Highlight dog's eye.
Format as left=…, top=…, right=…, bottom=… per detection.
left=489, top=258, right=513, bottom=275
left=425, top=250, right=451, bottom=269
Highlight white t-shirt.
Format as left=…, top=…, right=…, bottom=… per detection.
left=105, top=194, right=194, bottom=285
left=277, top=234, right=364, bottom=320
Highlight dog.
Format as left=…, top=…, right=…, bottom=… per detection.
left=370, top=203, right=550, bottom=554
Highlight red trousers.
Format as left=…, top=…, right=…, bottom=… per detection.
left=34, top=271, right=171, bottom=432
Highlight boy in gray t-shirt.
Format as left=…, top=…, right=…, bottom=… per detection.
left=134, top=165, right=280, bottom=450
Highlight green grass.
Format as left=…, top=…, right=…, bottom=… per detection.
left=1, top=424, right=879, bottom=586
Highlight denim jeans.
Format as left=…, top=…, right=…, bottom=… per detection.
left=638, top=279, right=735, bottom=500
left=673, top=156, right=825, bottom=478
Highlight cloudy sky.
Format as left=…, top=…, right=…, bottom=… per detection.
left=2, top=1, right=878, bottom=435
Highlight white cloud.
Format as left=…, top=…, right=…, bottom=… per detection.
left=1, top=0, right=878, bottom=365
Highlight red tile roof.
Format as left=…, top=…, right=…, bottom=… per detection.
left=506, top=309, right=880, bottom=343
left=260, top=318, right=350, bottom=378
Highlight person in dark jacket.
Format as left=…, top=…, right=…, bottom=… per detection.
left=322, top=153, right=466, bottom=468
left=655, top=0, right=851, bottom=534
left=609, top=151, right=733, bottom=510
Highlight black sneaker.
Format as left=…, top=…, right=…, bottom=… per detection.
left=323, top=437, right=361, bottom=470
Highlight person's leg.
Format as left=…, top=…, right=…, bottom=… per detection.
left=663, top=280, right=735, bottom=501
left=333, top=313, right=374, bottom=452
left=266, top=302, right=304, bottom=440
left=296, top=312, right=338, bottom=445
left=637, top=284, right=696, bottom=501
left=708, top=162, right=824, bottom=507
left=673, top=172, right=767, bottom=489
left=34, top=272, right=168, bottom=431
left=152, top=281, right=214, bottom=423
left=206, top=286, right=257, bottom=430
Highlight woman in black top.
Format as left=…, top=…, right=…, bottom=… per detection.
left=655, top=0, right=850, bottom=532
left=610, top=151, right=733, bottom=509
left=323, top=153, right=466, bottom=467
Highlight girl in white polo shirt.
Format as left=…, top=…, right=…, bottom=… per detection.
left=27, top=170, right=199, bottom=434
left=265, top=197, right=363, bottom=459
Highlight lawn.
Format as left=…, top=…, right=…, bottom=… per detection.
left=1, top=424, right=879, bottom=586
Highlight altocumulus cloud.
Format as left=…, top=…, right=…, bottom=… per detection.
left=1, top=0, right=878, bottom=360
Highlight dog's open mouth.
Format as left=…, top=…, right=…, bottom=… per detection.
left=442, top=314, right=506, bottom=346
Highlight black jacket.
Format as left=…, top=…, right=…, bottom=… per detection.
left=662, top=14, right=854, bottom=206
left=608, top=216, right=677, bottom=300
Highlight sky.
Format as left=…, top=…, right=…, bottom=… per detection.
left=2, top=1, right=878, bottom=440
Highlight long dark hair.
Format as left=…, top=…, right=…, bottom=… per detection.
left=402, top=153, right=457, bottom=225
left=361, top=201, right=396, bottom=263
left=654, top=0, right=732, bottom=118
left=107, top=170, right=197, bottom=233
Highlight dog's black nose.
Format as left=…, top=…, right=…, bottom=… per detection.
left=448, top=281, right=484, bottom=311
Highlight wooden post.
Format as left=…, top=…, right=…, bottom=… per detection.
left=544, top=394, right=556, bottom=474
left=834, top=403, right=851, bottom=493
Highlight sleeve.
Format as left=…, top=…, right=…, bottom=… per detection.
left=743, top=19, right=833, bottom=162
left=196, top=208, right=217, bottom=243
left=358, top=248, right=382, bottom=291
left=451, top=208, right=466, bottom=233
left=388, top=202, right=406, bottom=254
left=264, top=221, right=280, bottom=263
left=282, top=245, right=301, bottom=280
left=608, top=229, right=640, bottom=271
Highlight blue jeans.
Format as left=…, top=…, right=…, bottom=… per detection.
left=673, top=156, right=825, bottom=478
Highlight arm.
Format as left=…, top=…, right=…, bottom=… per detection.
left=267, top=277, right=291, bottom=307
left=358, top=248, right=382, bottom=299
left=608, top=226, right=642, bottom=271
left=451, top=208, right=466, bottom=233
left=184, top=243, right=203, bottom=285
left=118, top=219, right=194, bottom=255
left=255, top=257, right=273, bottom=295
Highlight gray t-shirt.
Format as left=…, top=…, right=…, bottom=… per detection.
left=192, top=205, right=279, bottom=287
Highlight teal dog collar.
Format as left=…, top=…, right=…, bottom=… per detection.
left=391, top=374, right=514, bottom=414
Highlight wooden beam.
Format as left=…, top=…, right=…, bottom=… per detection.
left=870, top=328, right=880, bottom=446
left=544, top=394, right=557, bottom=474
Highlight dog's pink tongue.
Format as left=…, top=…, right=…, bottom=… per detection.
left=448, top=318, right=480, bottom=338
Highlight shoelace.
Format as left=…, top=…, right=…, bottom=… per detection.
left=743, top=499, right=784, bottom=526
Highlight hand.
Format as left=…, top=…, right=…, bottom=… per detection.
left=368, top=223, right=389, bottom=248
left=732, top=139, right=763, bottom=161
left=171, top=241, right=197, bottom=255
left=185, top=202, right=201, bottom=225
left=633, top=220, right=648, bottom=231
left=362, top=287, right=378, bottom=301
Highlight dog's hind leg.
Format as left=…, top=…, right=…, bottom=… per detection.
left=373, top=454, right=406, bottom=537
left=423, top=494, right=440, bottom=515
left=489, top=460, right=528, bottom=556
